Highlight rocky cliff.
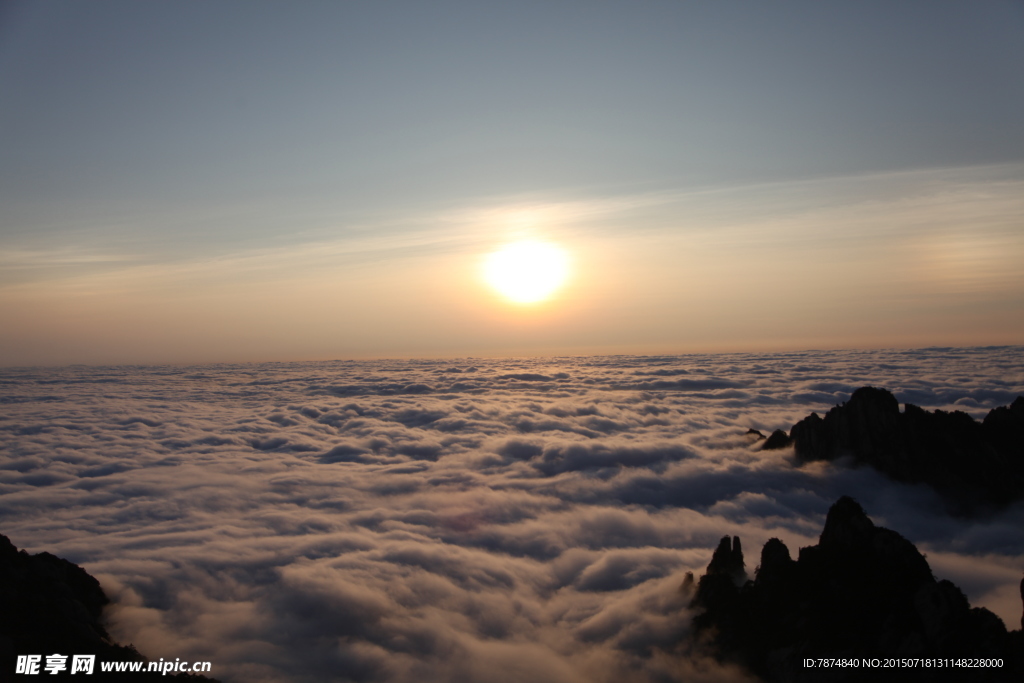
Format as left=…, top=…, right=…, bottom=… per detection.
left=0, top=533, right=217, bottom=681
left=761, top=388, right=1024, bottom=514
left=689, top=497, right=1024, bottom=682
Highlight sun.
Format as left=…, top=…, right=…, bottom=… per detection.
left=482, top=241, right=570, bottom=304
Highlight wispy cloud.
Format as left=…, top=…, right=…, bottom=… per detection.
left=1, top=163, right=1022, bottom=364
left=6, top=163, right=1022, bottom=290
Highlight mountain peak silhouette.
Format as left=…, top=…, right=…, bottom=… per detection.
left=1, top=533, right=220, bottom=681
left=760, top=388, right=1024, bottom=514
left=688, top=497, right=1023, bottom=681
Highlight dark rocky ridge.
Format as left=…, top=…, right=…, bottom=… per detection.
left=758, top=388, right=1024, bottom=514
left=689, top=496, right=1024, bottom=682
left=1, top=533, right=217, bottom=681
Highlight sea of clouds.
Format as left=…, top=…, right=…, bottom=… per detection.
left=2, top=347, right=1023, bottom=682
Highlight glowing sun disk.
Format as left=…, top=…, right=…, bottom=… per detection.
left=483, top=241, right=569, bottom=304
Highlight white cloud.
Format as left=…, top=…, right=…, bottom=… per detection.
left=1, top=347, right=1022, bottom=681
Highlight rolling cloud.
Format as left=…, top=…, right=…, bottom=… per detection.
left=1, top=347, right=1022, bottom=682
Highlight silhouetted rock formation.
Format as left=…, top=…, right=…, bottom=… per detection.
left=746, top=428, right=792, bottom=450
left=707, top=535, right=747, bottom=584
left=762, top=429, right=793, bottom=451
left=689, top=497, right=1024, bottom=682
left=747, top=428, right=767, bottom=442
left=786, top=388, right=1024, bottom=513
left=0, top=533, right=218, bottom=681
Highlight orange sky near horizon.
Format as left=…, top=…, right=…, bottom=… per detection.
left=2, top=166, right=1022, bottom=366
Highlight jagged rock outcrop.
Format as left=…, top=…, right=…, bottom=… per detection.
left=0, top=533, right=218, bottom=681
left=746, top=428, right=792, bottom=450
left=785, top=388, right=1024, bottom=513
left=762, top=429, right=793, bottom=451
left=747, top=428, right=767, bottom=442
left=689, top=497, right=1024, bottom=682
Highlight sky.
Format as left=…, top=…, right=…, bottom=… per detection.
left=1, top=0, right=1023, bottom=365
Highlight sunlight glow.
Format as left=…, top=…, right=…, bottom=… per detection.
left=482, top=241, right=570, bottom=304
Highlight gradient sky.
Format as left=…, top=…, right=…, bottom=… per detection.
left=1, top=0, right=1023, bottom=365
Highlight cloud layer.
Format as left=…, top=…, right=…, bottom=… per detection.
left=2, top=347, right=1022, bottom=682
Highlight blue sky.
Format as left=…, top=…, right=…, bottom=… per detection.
left=1, top=1, right=1023, bottom=364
